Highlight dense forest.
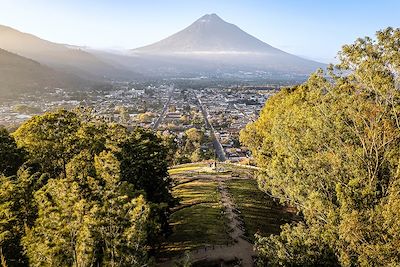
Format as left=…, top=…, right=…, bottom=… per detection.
left=0, top=109, right=175, bottom=266
left=241, top=27, right=400, bottom=266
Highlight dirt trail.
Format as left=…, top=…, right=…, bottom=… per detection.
left=182, top=177, right=255, bottom=266
left=158, top=174, right=256, bottom=266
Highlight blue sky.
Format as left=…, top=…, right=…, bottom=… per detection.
left=0, top=0, right=399, bottom=63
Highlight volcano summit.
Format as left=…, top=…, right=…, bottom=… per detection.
left=129, top=14, right=324, bottom=77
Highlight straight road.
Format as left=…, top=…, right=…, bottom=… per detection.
left=153, top=85, right=174, bottom=130
left=196, top=94, right=226, bottom=162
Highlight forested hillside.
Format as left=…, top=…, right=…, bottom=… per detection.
left=241, top=27, right=400, bottom=266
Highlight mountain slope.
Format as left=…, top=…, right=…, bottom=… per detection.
left=131, top=14, right=324, bottom=76
left=0, top=48, right=86, bottom=96
left=0, top=25, right=139, bottom=80
left=135, top=13, right=280, bottom=54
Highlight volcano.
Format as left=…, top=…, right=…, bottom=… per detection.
left=129, top=14, right=324, bottom=76
left=135, top=13, right=282, bottom=54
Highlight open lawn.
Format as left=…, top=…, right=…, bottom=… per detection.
left=168, top=162, right=242, bottom=176
left=168, top=166, right=203, bottom=175
left=226, top=179, right=295, bottom=242
left=158, top=177, right=231, bottom=258
left=162, top=203, right=231, bottom=256
left=158, top=168, right=297, bottom=263
left=173, top=179, right=219, bottom=205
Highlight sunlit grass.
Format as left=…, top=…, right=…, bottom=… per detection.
left=173, top=180, right=219, bottom=205
left=159, top=167, right=295, bottom=260
left=226, top=179, right=295, bottom=242
left=168, top=166, right=203, bottom=175
left=159, top=177, right=231, bottom=258
left=162, top=203, right=231, bottom=256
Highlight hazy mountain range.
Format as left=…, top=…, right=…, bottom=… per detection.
left=0, top=14, right=325, bottom=95
left=0, top=48, right=88, bottom=96
left=0, top=25, right=140, bottom=81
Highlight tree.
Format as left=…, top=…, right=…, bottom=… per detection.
left=179, top=115, right=190, bottom=124
left=13, top=110, right=81, bottom=177
left=168, top=105, right=177, bottom=113
left=12, top=109, right=126, bottom=178
left=178, top=128, right=207, bottom=163
left=94, top=151, right=150, bottom=267
left=0, top=127, right=24, bottom=176
left=190, top=148, right=202, bottom=163
left=23, top=151, right=152, bottom=267
left=117, top=128, right=173, bottom=205
left=22, top=179, right=97, bottom=267
left=7, top=109, right=173, bottom=266
left=137, top=112, right=153, bottom=123
left=0, top=175, right=19, bottom=267
left=115, top=106, right=130, bottom=124
left=160, top=132, right=178, bottom=165
left=0, top=165, right=47, bottom=267
left=184, top=128, right=203, bottom=144
left=116, top=128, right=174, bottom=245
left=241, top=28, right=400, bottom=266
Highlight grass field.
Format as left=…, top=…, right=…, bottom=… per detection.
left=226, top=178, right=295, bottom=242
left=158, top=177, right=231, bottom=258
left=162, top=203, right=230, bottom=256
left=168, top=162, right=245, bottom=175
left=173, top=179, right=219, bottom=205
left=158, top=164, right=296, bottom=261
left=168, top=166, right=203, bottom=175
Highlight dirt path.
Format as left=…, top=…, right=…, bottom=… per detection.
left=182, top=178, right=255, bottom=266
left=158, top=174, right=256, bottom=266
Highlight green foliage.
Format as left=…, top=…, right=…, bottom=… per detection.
left=137, top=112, right=155, bottom=123
left=22, top=179, right=97, bottom=267
left=115, top=106, right=130, bottom=124
left=0, top=175, right=18, bottom=266
left=2, top=109, right=174, bottom=266
left=184, top=128, right=203, bottom=144
left=117, top=127, right=173, bottom=205
left=226, top=179, right=294, bottom=242
left=160, top=132, right=179, bottom=165
left=0, top=127, right=25, bottom=176
left=13, top=110, right=81, bottom=177
left=21, top=149, right=152, bottom=267
left=241, top=28, right=400, bottom=266
left=170, top=128, right=211, bottom=165
left=190, top=148, right=202, bottom=163
left=116, top=128, right=174, bottom=248
left=94, top=152, right=150, bottom=266
left=255, top=223, right=337, bottom=267
left=0, top=165, right=47, bottom=266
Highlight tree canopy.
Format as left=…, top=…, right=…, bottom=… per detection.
left=241, top=27, right=400, bottom=266
left=0, top=127, right=24, bottom=177
left=1, top=109, right=174, bottom=266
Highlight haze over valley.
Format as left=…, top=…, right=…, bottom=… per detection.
left=0, top=13, right=325, bottom=97
left=1, top=2, right=400, bottom=266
